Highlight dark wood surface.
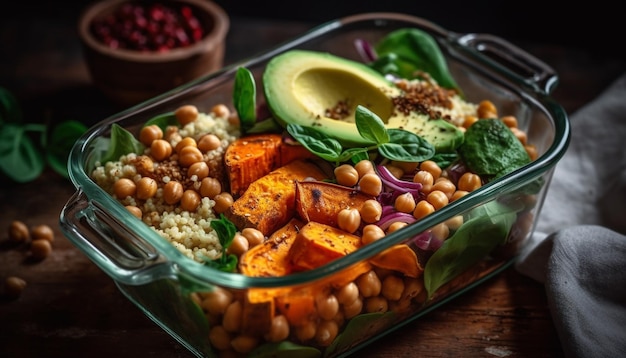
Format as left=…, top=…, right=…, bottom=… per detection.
left=0, top=9, right=624, bottom=358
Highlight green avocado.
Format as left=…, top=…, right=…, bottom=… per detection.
left=262, top=50, right=464, bottom=152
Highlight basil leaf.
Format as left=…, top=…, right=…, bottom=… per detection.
left=100, top=123, right=145, bottom=164
left=46, top=120, right=88, bottom=178
left=233, top=67, right=257, bottom=133
left=378, top=128, right=434, bottom=162
left=206, top=214, right=238, bottom=272
left=0, top=123, right=45, bottom=182
left=0, top=86, right=22, bottom=125
left=355, top=105, right=389, bottom=144
left=338, top=147, right=369, bottom=164
left=374, top=28, right=459, bottom=91
left=423, top=200, right=519, bottom=299
left=143, top=112, right=177, bottom=132
left=430, top=152, right=459, bottom=169
left=286, top=123, right=343, bottom=162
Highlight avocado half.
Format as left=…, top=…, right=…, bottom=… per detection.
left=262, top=50, right=463, bottom=152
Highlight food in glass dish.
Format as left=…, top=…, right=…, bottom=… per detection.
left=85, top=27, right=542, bottom=357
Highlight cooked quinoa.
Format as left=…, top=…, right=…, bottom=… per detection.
left=90, top=108, right=240, bottom=263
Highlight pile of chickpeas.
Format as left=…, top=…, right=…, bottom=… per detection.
left=2, top=220, right=55, bottom=299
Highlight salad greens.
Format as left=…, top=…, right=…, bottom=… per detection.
left=0, top=86, right=87, bottom=182
left=204, top=214, right=238, bottom=272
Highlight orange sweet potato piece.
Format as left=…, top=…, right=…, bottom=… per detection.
left=275, top=290, right=317, bottom=326
left=226, top=160, right=327, bottom=236
left=224, top=134, right=282, bottom=198
left=295, top=181, right=376, bottom=228
left=369, top=244, right=424, bottom=278
left=242, top=288, right=274, bottom=336
left=238, top=218, right=304, bottom=277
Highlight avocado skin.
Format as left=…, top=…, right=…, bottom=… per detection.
left=262, top=49, right=464, bottom=152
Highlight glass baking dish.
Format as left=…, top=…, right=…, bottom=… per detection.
left=60, top=12, right=569, bottom=358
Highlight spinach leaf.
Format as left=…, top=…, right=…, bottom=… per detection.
left=354, top=105, right=388, bottom=144
left=286, top=123, right=343, bottom=162
left=143, top=112, right=178, bottom=132
left=378, top=128, right=435, bottom=162
left=373, top=28, right=460, bottom=92
left=233, top=66, right=257, bottom=134
left=248, top=341, right=321, bottom=358
left=99, top=123, right=145, bottom=164
left=0, top=86, right=22, bottom=125
left=423, top=200, right=519, bottom=299
left=0, top=123, right=45, bottom=183
left=46, top=120, right=88, bottom=178
left=204, top=214, right=239, bottom=272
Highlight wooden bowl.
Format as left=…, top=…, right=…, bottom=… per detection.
left=78, top=0, right=229, bottom=107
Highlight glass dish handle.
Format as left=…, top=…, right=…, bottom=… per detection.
left=457, top=33, right=559, bottom=95
left=60, top=190, right=171, bottom=285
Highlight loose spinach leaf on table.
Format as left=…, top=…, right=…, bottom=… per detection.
left=233, top=66, right=257, bottom=134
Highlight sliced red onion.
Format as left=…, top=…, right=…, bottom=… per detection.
left=376, top=165, right=422, bottom=193
left=377, top=211, right=416, bottom=231
left=354, top=38, right=377, bottom=63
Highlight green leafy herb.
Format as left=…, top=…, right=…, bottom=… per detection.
left=423, top=200, right=520, bottom=299
left=372, top=28, right=460, bottom=92
left=204, top=214, right=238, bottom=272
left=287, top=105, right=434, bottom=165
left=143, top=111, right=178, bottom=132
left=233, top=66, right=257, bottom=134
left=248, top=341, right=321, bottom=358
left=99, top=124, right=145, bottom=165
left=0, top=87, right=88, bottom=182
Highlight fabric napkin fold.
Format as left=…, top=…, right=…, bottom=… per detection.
left=515, top=72, right=626, bottom=358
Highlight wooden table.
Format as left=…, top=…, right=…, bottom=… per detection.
left=0, top=9, right=624, bottom=358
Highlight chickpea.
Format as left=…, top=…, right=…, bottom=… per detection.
left=188, top=161, right=210, bottom=180
left=227, top=233, right=249, bottom=257
left=241, top=228, right=264, bottom=248
left=316, top=293, right=339, bottom=320
left=413, top=200, right=435, bottom=220
left=30, top=239, right=52, bottom=260
left=138, top=124, right=163, bottom=146
left=213, top=192, right=234, bottom=214
left=431, top=223, right=450, bottom=242
left=356, top=271, right=381, bottom=298
left=391, top=160, right=418, bottom=174
left=337, top=208, right=360, bottom=234
left=510, top=126, right=528, bottom=145
left=342, top=296, right=363, bottom=319
left=364, top=296, right=388, bottom=313
left=445, top=215, right=464, bottom=230
left=361, top=224, right=385, bottom=245
left=164, top=125, right=179, bottom=141
left=211, top=104, right=231, bottom=118
left=136, top=177, right=157, bottom=200
left=178, top=146, right=204, bottom=167
left=135, top=155, right=154, bottom=175
left=431, top=178, right=456, bottom=199
left=402, top=277, right=425, bottom=301
left=381, top=275, right=405, bottom=301
left=450, top=190, right=469, bottom=202
left=181, top=190, right=201, bottom=212
left=501, top=115, right=518, bottom=128
left=197, top=134, right=221, bottom=152
left=4, top=276, right=27, bottom=299
left=336, top=282, right=359, bottom=305
left=426, top=190, right=449, bottom=210
left=477, top=100, right=498, bottom=119
left=359, top=199, right=382, bottom=223
left=295, top=320, right=317, bottom=342
left=394, top=192, right=416, bottom=213
left=200, top=177, right=222, bottom=199
left=175, top=136, right=198, bottom=153
left=463, top=115, right=478, bottom=129
left=31, top=224, right=54, bottom=242
left=175, top=104, right=199, bottom=125
left=384, top=164, right=404, bottom=179
left=201, top=287, right=233, bottom=316
left=162, top=181, right=183, bottom=205
left=113, top=178, right=137, bottom=199
left=315, top=320, right=339, bottom=347
left=419, top=160, right=442, bottom=181
left=387, top=221, right=407, bottom=233
left=208, top=326, right=232, bottom=351
left=525, top=144, right=538, bottom=161
left=125, top=205, right=143, bottom=219
left=358, top=173, right=382, bottom=196
left=265, top=315, right=290, bottom=342
left=150, top=139, right=172, bottom=161
left=8, top=220, right=29, bottom=243
left=457, top=172, right=482, bottom=192
left=354, top=159, right=375, bottom=178
left=334, top=164, right=359, bottom=187
left=230, top=335, right=259, bottom=354
left=222, top=300, right=243, bottom=332
left=413, top=170, right=434, bottom=194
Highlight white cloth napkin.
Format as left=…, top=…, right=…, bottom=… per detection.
left=515, top=72, right=626, bottom=358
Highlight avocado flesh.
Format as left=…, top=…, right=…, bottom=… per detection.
left=263, top=50, right=463, bottom=152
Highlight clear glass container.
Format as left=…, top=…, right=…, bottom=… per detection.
left=60, top=12, right=569, bottom=358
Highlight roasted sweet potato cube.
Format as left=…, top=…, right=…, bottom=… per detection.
left=370, top=244, right=424, bottom=278
left=242, top=289, right=275, bottom=336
